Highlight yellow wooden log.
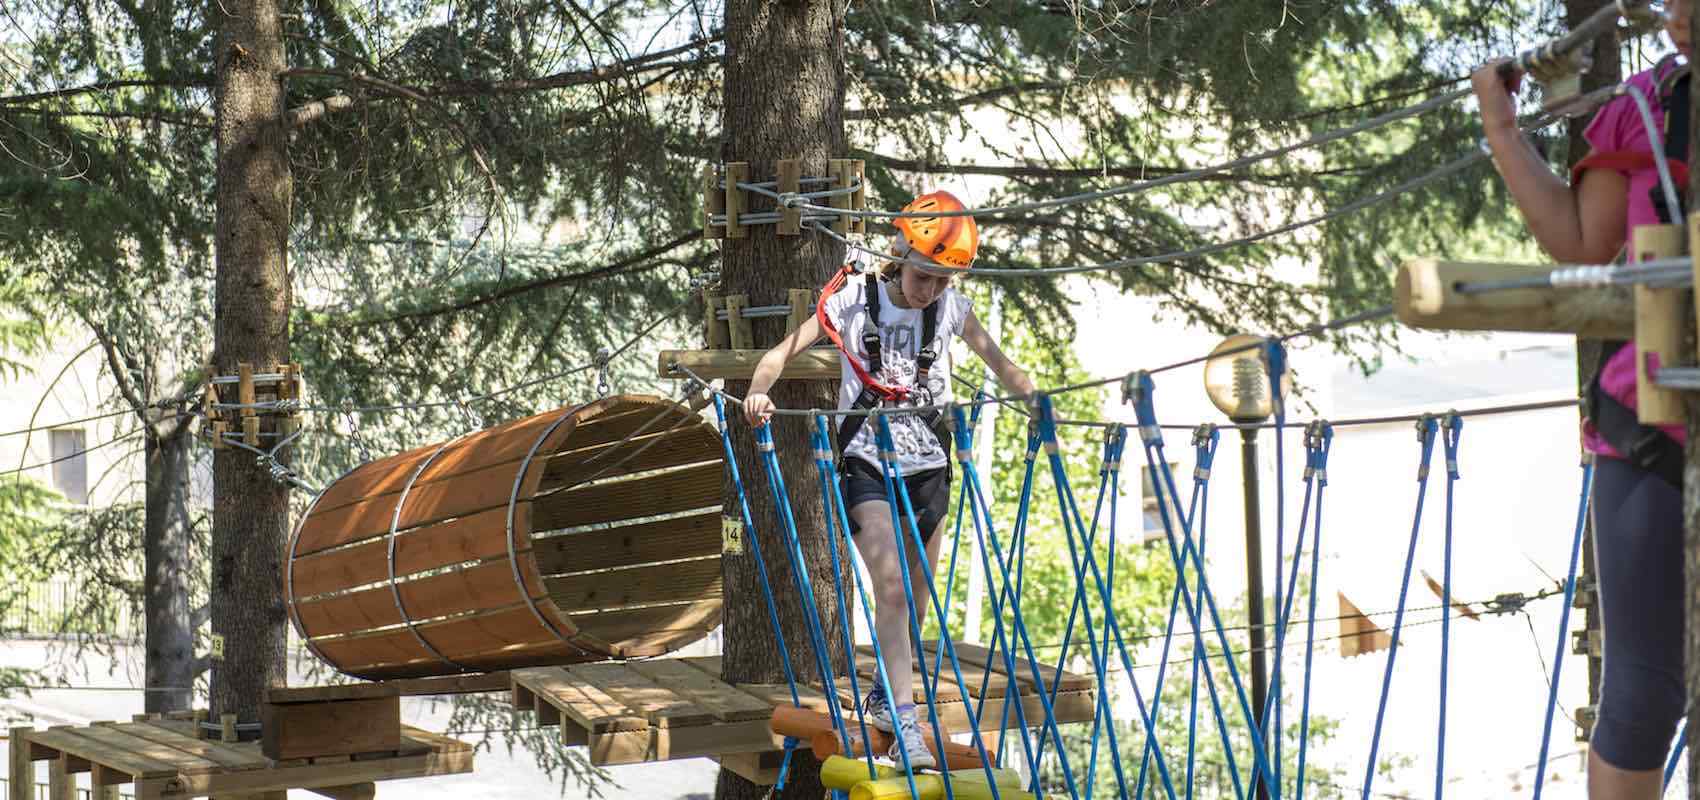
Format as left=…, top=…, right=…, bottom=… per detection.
left=1631, top=224, right=1686, bottom=424
left=1394, top=257, right=1633, bottom=338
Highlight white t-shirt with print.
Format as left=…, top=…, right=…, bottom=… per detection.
left=821, top=276, right=971, bottom=474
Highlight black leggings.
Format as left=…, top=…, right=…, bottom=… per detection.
left=1591, top=456, right=1685, bottom=771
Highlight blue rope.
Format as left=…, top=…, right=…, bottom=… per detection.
left=1035, top=430, right=1122, bottom=771
left=1083, top=428, right=1133, bottom=800
left=870, top=416, right=1005, bottom=799
left=709, top=397, right=801, bottom=705
left=1664, top=718, right=1687, bottom=793
left=1360, top=415, right=1440, bottom=800
left=1126, top=372, right=1280, bottom=795
left=973, top=431, right=1044, bottom=765
left=1266, top=341, right=1289, bottom=794
left=1532, top=456, right=1596, bottom=800
left=1134, top=426, right=1235, bottom=800
left=1185, top=425, right=1222, bottom=800
left=1293, top=421, right=1332, bottom=800
left=1437, top=412, right=1463, bottom=799
left=774, top=737, right=801, bottom=792
left=952, top=407, right=1076, bottom=798
left=1035, top=394, right=1178, bottom=800
left=751, top=424, right=852, bottom=753
left=807, top=418, right=881, bottom=781
left=812, top=418, right=921, bottom=796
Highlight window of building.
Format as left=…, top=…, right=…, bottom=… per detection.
left=49, top=428, right=89, bottom=504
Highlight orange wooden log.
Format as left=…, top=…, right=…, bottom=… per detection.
left=770, top=705, right=986, bottom=771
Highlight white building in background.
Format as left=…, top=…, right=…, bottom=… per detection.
left=0, top=334, right=147, bottom=509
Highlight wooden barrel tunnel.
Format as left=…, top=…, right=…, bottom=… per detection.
left=285, top=395, right=728, bottom=679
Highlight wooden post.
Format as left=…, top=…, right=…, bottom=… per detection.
left=785, top=288, right=814, bottom=332
left=1632, top=224, right=1686, bottom=424
left=849, top=159, right=867, bottom=234
left=828, top=158, right=850, bottom=235
left=777, top=159, right=801, bottom=236
left=724, top=294, right=754, bottom=349
left=221, top=713, right=238, bottom=743
left=703, top=296, right=730, bottom=350
left=9, top=727, right=32, bottom=800
left=192, top=709, right=208, bottom=740
left=703, top=165, right=726, bottom=240
left=725, top=162, right=749, bottom=239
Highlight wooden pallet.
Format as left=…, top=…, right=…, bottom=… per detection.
left=504, top=642, right=1097, bottom=775
left=7, top=717, right=472, bottom=800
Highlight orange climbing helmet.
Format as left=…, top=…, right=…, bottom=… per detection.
left=893, top=190, right=978, bottom=274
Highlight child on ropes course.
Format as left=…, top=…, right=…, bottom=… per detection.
left=742, top=190, right=1036, bottom=770
left=1474, top=3, right=1689, bottom=796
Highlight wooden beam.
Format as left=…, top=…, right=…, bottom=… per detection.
left=723, top=294, right=754, bottom=350
left=261, top=696, right=401, bottom=760
left=1394, top=258, right=1633, bottom=338
left=10, top=727, right=34, bottom=800
left=658, top=348, right=841, bottom=381
left=776, top=160, right=801, bottom=236
left=306, top=783, right=376, bottom=800
left=1632, top=224, right=1686, bottom=424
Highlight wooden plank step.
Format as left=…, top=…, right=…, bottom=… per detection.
left=919, top=641, right=1012, bottom=698
left=852, top=646, right=963, bottom=702
left=68, top=724, right=225, bottom=776
left=98, top=723, right=264, bottom=771
left=21, top=727, right=178, bottom=779
left=511, top=667, right=647, bottom=735
left=624, top=659, right=773, bottom=723
left=945, top=638, right=1088, bottom=696
left=266, top=672, right=511, bottom=704
left=564, top=663, right=715, bottom=729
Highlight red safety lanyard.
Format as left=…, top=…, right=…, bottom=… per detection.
left=815, top=264, right=911, bottom=403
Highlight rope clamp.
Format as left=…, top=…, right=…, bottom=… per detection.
left=594, top=346, right=614, bottom=396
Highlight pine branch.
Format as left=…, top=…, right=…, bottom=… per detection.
left=318, top=230, right=705, bottom=329
left=2, top=106, right=212, bottom=129
left=846, top=81, right=1070, bottom=121
left=858, top=150, right=1375, bottom=184
left=0, top=77, right=209, bottom=106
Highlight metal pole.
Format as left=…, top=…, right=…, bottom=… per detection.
left=1240, top=424, right=1271, bottom=800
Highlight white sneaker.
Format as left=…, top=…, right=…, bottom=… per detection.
left=889, top=712, right=937, bottom=771
left=861, top=685, right=895, bottom=733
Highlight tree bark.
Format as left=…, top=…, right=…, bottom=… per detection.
left=1564, top=0, right=1620, bottom=739
left=715, top=2, right=846, bottom=798
left=144, top=423, right=196, bottom=714
left=211, top=0, right=292, bottom=729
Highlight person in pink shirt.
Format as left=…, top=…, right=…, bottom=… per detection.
left=1473, top=3, right=1690, bottom=796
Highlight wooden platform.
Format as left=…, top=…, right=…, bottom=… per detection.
left=504, top=642, right=1097, bottom=769
left=7, top=717, right=472, bottom=800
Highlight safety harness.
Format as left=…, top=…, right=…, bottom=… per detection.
left=1583, top=59, right=1689, bottom=488
left=816, top=265, right=944, bottom=457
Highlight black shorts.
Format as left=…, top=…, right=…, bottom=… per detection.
left=1590, top=456, right=1685, bottom=771
left=838, top=456, right=952, bottom=545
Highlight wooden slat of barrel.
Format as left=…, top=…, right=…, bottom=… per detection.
left=316, top=604, right=593, bottom=677
left=295, top=558, right=550, bottom=638
left=310, top=409, right=568, bottom=515
left=295, top=457, right=531, bottom=557
left=545, top=558, right=721, bottom=613
left=533, top=511, right=720, bottom=575
left=291, top=504, right=530, bottom=598
left=570, top=599, right=723, bottom=658
left=541, top=402, right=701, bottom=457
left=532, top=462, right=722, bottom=531
left=541, top=425, right=720, bottom=487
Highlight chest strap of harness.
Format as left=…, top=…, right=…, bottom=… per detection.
left=815, top=267, right=941, bottom=456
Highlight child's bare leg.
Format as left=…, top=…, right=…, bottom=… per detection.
left=851, top=500, right=915, bottom=708
left=907, top=516, right=949, bottom=631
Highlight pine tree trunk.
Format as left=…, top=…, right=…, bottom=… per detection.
left=715, top=2, right=846, bottom=797
left=210, top=0, right=292, bottom=730
left=1564, top=0, right=1620, bottom=733
left=144, top=423, right=195, bottom=714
